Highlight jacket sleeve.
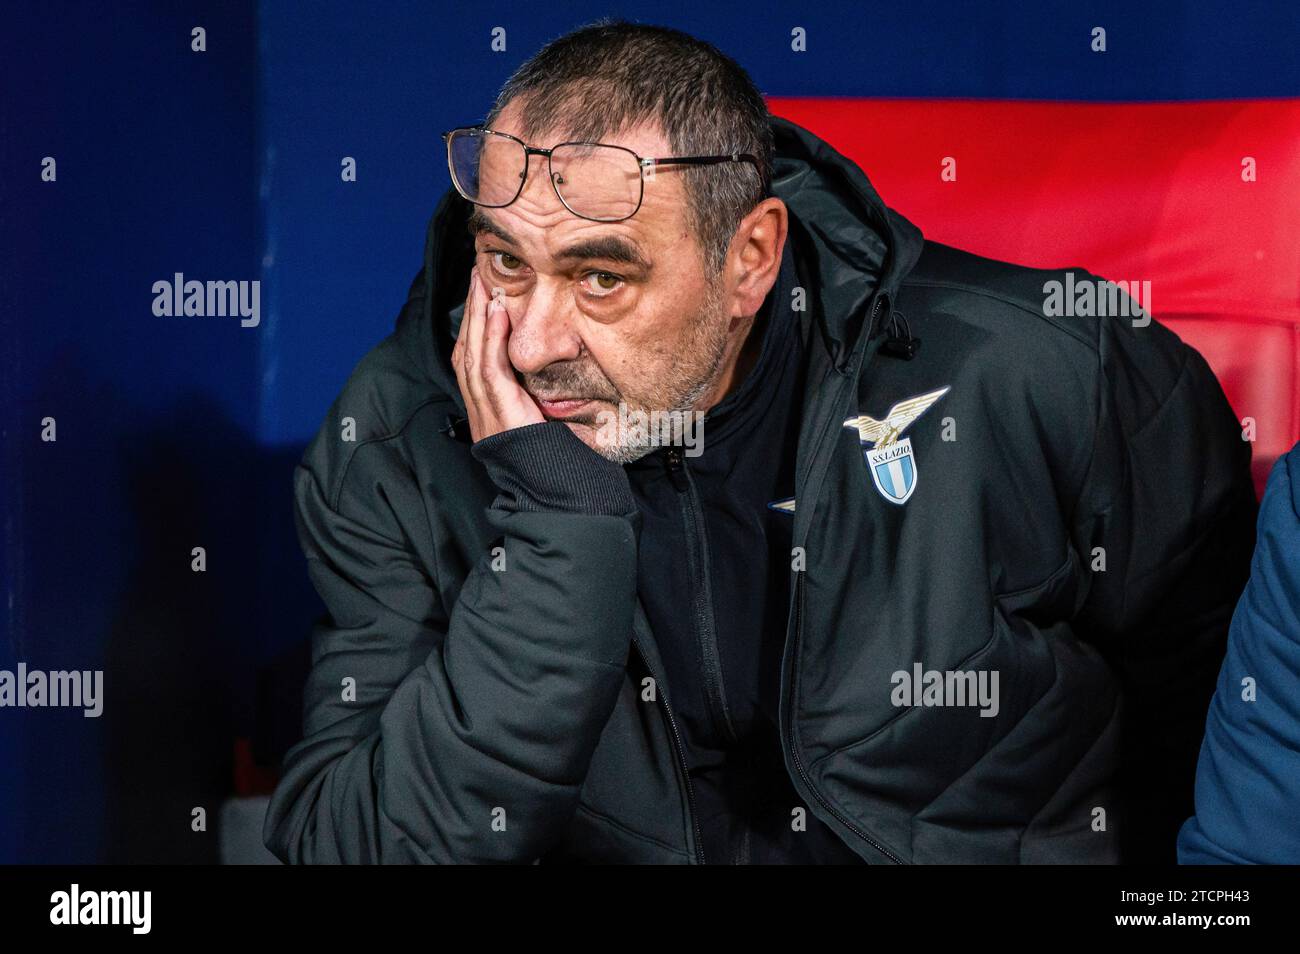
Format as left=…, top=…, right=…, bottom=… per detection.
left=1069, top=306, right=1259, bottom=863
left=1177, top=444, right=1300, bottom=864
left=262, top=420, right=639, bottom=863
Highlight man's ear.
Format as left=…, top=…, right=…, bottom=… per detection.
left=727, top=197, right=788, bottom=319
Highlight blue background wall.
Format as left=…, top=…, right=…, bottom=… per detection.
left=3, top=0, right=1298, bottom=862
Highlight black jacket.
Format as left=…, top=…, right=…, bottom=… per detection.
left=622, top=237, right=864, bottom=863
left=264, top=116, right=1257, bottom=864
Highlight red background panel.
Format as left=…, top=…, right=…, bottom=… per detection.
left=768, top=97, right=1300, bottom=494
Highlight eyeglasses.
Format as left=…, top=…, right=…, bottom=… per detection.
left=442, top=126, right=760, bottom=223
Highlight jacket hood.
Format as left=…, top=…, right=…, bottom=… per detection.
left=398, top=114, right=926, bottom=417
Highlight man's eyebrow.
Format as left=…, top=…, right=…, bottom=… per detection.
left=467, top=209, right=518, bottom=246
left=555, top=236, right=652, bottom=271
left=468, top=208, right=652, bottom=272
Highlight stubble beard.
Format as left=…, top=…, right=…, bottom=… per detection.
left=526, top=283, right=732, bottom=465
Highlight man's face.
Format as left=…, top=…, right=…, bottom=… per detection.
left=468, top=100, right=733, bottom=462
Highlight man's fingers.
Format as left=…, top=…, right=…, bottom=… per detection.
left=466, top=272, right=501, bottom=398
left=461, top=269, right=487, bottom=405
left=482, top=297, right=544, bottom=428
left=451, top=278, right=469, bottom=386
left=457, top=267, right=540, bottom=437
left=452, top=266, right=480, bottom=369
left=481, top=298, right=513, bottom=418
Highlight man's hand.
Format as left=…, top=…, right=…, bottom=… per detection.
left=452, top=266, right=545, bottom=442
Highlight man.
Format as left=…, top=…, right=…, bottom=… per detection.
left=264, top=21, right=1256, bottom=864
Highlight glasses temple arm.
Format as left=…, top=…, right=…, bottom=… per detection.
left=643, top=153, right=760, bottom=168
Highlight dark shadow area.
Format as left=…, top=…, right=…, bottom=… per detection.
left=101, top=396, right=249, bottom=862
left=99, top=401, right=316, bottom=863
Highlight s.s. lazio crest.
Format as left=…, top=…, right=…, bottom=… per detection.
left=843, top=386, right=950, bottom=505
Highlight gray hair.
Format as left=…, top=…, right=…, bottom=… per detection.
left=483, top=19, right=773, bottom=277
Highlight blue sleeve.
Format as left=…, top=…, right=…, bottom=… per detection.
left=1177, top=443, right=1300, bottom=864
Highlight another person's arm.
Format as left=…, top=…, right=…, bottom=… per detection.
left=1178, top=444, right=1300, bottom=864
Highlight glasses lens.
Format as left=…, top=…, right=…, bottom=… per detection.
left=448, top=130, right=526, bottom=207
left=549, top=143, right=642, bottom=221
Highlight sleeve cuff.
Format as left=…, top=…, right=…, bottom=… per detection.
left=470, top=421, right=637, bottom=516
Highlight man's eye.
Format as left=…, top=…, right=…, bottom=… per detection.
left=492, top=251, right=524, bottom=272
left=583, top=271, right=623, bottom=296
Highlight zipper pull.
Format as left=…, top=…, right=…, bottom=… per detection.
left=664, top=448, right=688, bottom=492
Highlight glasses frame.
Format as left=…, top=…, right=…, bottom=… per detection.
left=442, top=126, right=761, bottom=222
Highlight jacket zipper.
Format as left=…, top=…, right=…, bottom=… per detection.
left=629, top=633, right=706, bottom=864
left=786, top=555, right=904, bottom=864
left=784, top=291, right=905, bottom=864
left=665, top=448, right=737, bottom=745
left=636, top=291, right=897, bottom=864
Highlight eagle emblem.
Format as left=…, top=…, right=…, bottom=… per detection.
left=844, top=386, right=950, bottom=504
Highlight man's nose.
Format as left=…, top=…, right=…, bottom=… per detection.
left=505, top=284, right=583, bottom=374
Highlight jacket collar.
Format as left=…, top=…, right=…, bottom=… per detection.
left=769, top=115, right=925, bottom=372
